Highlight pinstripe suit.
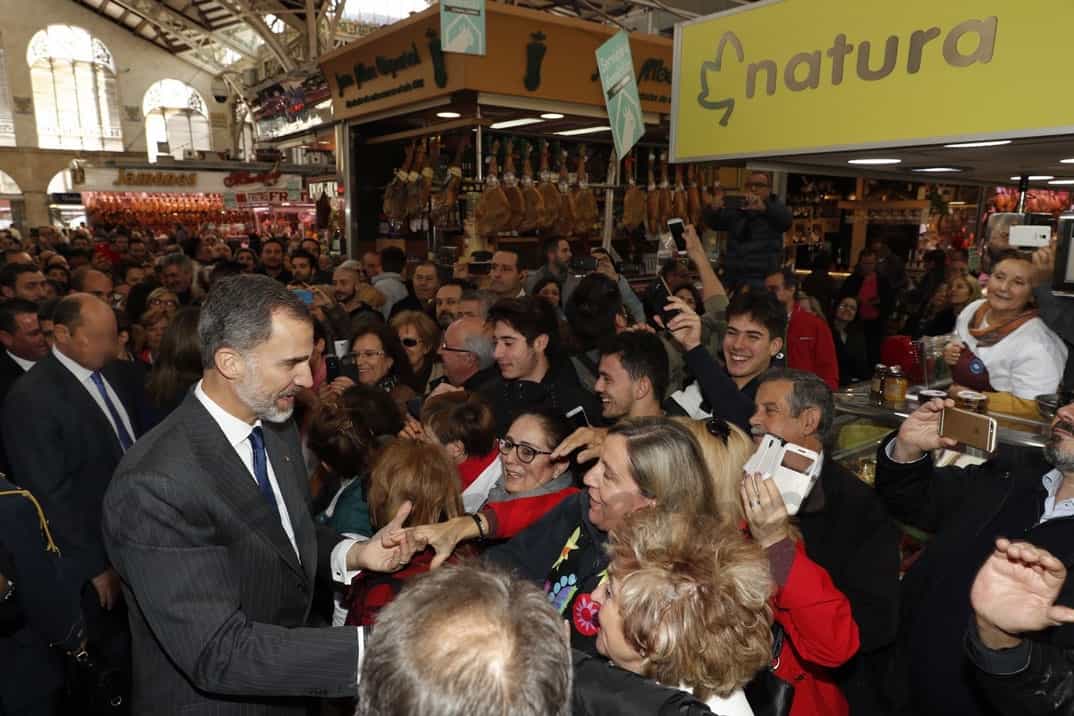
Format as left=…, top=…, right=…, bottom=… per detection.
left=102, top=393, right=359, bottom=715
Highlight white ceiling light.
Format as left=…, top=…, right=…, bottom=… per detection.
left=912, top=167, right=961, bottom=173
left=436, top=111, right=461, bottom=119
left=555, top=126, right=612, bottom=136
left=1049, top=179, right=1074, bottom=185
left=1010, top=175, right=1055, bottom=181
left=540, top=113, right=565, bottom=120
left=847, top=158, right=902, bottom=165
left=489, top=118, right=544, bottom=130
left=944, top=140, right=1012, bottom=148
left=1061, top=159, right=1074, bottom=164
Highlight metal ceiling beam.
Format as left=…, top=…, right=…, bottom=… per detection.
left=214, top=0, right=296, bottom=71
left=107, top=0, right=260, bottom=59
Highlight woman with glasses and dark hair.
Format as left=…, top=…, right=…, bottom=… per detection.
left=389, top=310, right=443, bottom=394
left=350, top=324, right=418, bottom=411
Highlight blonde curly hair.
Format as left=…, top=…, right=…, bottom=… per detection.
left=607, top=509, right=774, bottom=702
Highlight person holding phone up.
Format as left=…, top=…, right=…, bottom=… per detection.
left=874, top=396, right=1074, bottom=716
left=702, top=171, right=792, bottom=293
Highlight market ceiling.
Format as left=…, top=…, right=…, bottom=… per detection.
left=749, top=135, right=1074, bottom=190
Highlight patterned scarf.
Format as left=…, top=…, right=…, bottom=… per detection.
left=968, top=302, right=1038, bottom=347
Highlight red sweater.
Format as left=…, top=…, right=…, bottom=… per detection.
left=773, top=539, right=861, bottom=716
left=457, top=449, right=499, bottom=491
left=786, top=304, right=840, bottom=391
left=482, top=485, right=580, bottom=539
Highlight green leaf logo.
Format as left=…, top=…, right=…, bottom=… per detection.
left=697, top=31, right=744, bottom=127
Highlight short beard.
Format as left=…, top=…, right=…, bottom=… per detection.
left=235, top=357, right=294, bottom=423
left=1044, top=420, right=1074, bottom=471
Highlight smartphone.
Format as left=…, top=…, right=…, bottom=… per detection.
left=657, top=275, right=681, bottom=326
left=744, top=434, right=821, bottom=515
left=939, top=407, right=997, bottom=452
left=667, top=218, right=686, bottom=252
left=325, top=355, right=342, bottom=382
left=1009, top=225, right=1052, bottom=249
left=570, top=256, right=598, bottom=275
left=292, top=289, right=314, bottom=305
left=566, top=406, right=591, bottom=430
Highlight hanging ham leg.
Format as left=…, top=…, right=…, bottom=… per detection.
left=476, top=139, right=511, bottom=237
left=501, top=138, right=525, bottom=233
left=537, top=140, right=561, bottom=232
left=622, top=153, right=645, bottom=231
left=519, top=140, right=544, bottom=234
left=645, top=150, right=660, bottom=235
left=554, top=148, right=577, bottom=238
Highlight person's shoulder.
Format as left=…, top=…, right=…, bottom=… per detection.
left=823, top=459, right=886, bottom=508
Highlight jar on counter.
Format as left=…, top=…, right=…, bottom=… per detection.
left=870, top=364, right=888, bottom=406
left=884, top=366, right=908, bottom=407
left=956, top=390, right=988, bottom=414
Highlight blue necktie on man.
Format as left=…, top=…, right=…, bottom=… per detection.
left=90, top=371, right=133, bottom=452
left=248, top=426, right=279, bottom=518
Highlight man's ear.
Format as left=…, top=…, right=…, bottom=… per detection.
left=533, top=333, right=549, bottom=354
left=768, top=336, right=784, bottom=358
left=0, top=330, right=12, bottom=350
left=214, top=347, right=245, bottom=381
left=799, top=405, right=822, bottom=436
left=0, top=287, right=12, bottom=299
left=634, top=376, right=652, bottom=402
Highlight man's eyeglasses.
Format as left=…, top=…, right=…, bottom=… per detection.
left=439, top=342, right=472, bottom=354
left=150, top=298, right=178, bottom=307
left=352, top=350, right=385, bottom=360
left=497, top=437, right=552, bottom=464
left=400, top=337, right=421, bottom=348
left=705, top=416, right=731, bottom=443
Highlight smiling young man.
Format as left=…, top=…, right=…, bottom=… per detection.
left=479, top=296, right=599, bottom=435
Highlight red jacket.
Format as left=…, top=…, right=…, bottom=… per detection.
left=786, top=304, right=840, bottom=390
left=482, top=485, right=580, bottom=539
left=772, top=539, right=861, bottom=716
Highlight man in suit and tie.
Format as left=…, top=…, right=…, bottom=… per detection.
left=2, top=293, right=147, bottom=692
left=103, top=275, right=422, bottom=715
left=0, top=299, right=48, bottom=402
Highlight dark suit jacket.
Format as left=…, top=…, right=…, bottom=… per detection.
left=1, top=354, right=147, bottom=592
left=0, top=351, right=30, bottom=475
left=102, top=393, right=358, bottom=715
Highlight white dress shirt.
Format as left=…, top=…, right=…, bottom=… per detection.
left=53, top=346, right=135, bottom=448
left=7, top=350, right=35, bottom=372
left=194, top=381, right=299, bottom=559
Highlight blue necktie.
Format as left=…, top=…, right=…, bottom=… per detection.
left=90, top=372, right=133, bottom=452
left=248, top=426, right=279, bottom=518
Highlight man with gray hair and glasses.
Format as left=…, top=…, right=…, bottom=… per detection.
left=102, top=275, right=425, bottom=715
left=356, top=562, right=572, bottom=716
left=747, top=367, right=900, bottom=715
left=432, top=316, right=497, bottom=394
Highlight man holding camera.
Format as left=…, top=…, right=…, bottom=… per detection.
left=702, top=171, right=792, bottom=292
left=876, top=396, right=1074, bottom=716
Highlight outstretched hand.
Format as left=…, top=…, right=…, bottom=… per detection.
left=551, top=426, right=608, bottom=464
left=346, top=501, right=427, bottom=573
left=892, top=398, right=958, bottom=462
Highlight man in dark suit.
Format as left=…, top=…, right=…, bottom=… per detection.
left=102, top=275, right=421, bottom=715
left=748, top=368, right=901, bottom=715
left=0, top=299, right=48, bottom=402
left=2, top=294, right=147, bottom=655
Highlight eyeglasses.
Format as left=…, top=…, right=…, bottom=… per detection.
left=497, top=437, right=553, bottom=464
left=439, top=342, right=472, bottom=354
left=705, top=417, right=731, bottom=443
left=400, top=337, right=421, bottom=348
left=745, top=181, right=770, bottom=190
left=352, top=350, right=385, bottom=360
left=150, top=298, right=178, bottom=307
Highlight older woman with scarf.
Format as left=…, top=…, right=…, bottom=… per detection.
left=944, top=250, right=1067, bottom=418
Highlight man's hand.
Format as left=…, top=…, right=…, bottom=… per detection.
left=971, top=538, right=1074, bottom=650
left=318, top=376, right=356, bottom=402
left=399, top=414, right=429, bottom=442
left=683, top=224, right=705, bottom=261
left=741, top=474, right=791, bottom=549
left=659, top=296, right=702, bottom=351
left=346, top=502, right=426, bottom=573
left=743, top=192, right=765, bottom=211
left=593, top=251, right=619, bottom=281
left=943, top=341, right=965, bottom=368
left=406, top=515, right=480, bottom=569
left=705, top=187, right=725, bottom=211
left=91, top=568, right=122, bottom=611
left=551, top=426, right=608, bottom=464
left=1032, top=245, right=1056, bottom=288
left=892, top=398, right=958, bottom=462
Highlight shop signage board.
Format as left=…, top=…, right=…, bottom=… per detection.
left=671, top=0, right=1074, bottom=162
left=441, top=0, right=486, bottom=56
left=72, top=168, right=304, bottom=196
left=596, top=31, right=644, bottom=160
left=320, top=3, right=672, bottom=123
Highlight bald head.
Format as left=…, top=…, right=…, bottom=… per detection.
left=441, top=317, right=494, bottom=386
left=53, top=293, right=119, bottom=371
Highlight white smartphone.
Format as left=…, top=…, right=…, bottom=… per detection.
left=1010, top=225, right=1052, bottom=248
left=744, top=434, right=822, bottom=516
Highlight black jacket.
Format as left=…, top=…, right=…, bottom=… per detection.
left=966, top=622, right=1074, bottom=716
left=0, top=351, right=29, bottom=473
left=479, top=359, right=602, bottom=436
left=487, top=492, right=608, bottom=654
left=833, top=322, right=870, bottom=385
left=875, top=433, right=1074, bottom=716
left=572, top=650, right=715, bottom=715
left=703, top=198, right=792, bottom=289
left=676, top=345, right=756, bottom=432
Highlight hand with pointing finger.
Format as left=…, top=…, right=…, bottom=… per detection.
left=346, top=501, right=427, bottom=573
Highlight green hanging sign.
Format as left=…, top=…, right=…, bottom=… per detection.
left=440, top=0, right=486, bottom=56
left=596, top=31, right=644, bottom=160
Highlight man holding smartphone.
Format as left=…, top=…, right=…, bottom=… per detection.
left=876, top=396, right=1074, bottom=716
left=702, top=171, right=792, bottom=292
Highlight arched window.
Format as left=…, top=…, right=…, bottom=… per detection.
left=0, top=34, right=16, bottom=147
left=143, top=78, right=211, bottom=162
left=27, top=25, right=123, bottom=151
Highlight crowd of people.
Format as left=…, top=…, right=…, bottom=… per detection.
left=2, top=176, right=1074, bottom=716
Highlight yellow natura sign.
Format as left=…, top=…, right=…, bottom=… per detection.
left=671, top=0, right=1074, bottom=162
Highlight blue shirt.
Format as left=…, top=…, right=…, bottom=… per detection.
left=1040, top=469, right=1074, bottom=524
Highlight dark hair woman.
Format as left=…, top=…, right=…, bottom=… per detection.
left=146, top=307, right=202, bottom=420
left=350, top=323, right=418, bottom=412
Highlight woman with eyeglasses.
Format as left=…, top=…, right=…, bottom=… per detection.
left=144, top=287, right=180, bottom=320
left=407, top=408, right=579, bottom=554
left=349, top=324, right=418, bottom=412
left=389, top=310, right=444, bottom=394
left=830, top=296, right=870, bottom=385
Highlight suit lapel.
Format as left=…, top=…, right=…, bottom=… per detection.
left=179, top=396, right=306, bottom=580
left=262, top=422, right=317, bottom=585
left=44, top=356, right=123, bottom=463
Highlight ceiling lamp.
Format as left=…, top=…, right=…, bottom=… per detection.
left=1049, top=179, right=1074, bottom=185
left=944, top=140, right=1012, bottom=148
left=1009, top=175, right=1054, bottom=181
left=1061, top=159, right=1074, bottom=164
left=555, top=126, right=612, bottom=136
left=912, top=167, right=961, bottom=173
left=436, top=111, right=462, bottom=119
left=489, top=118, right=544, bottom=130
left=540, top=113, right=565, bottom=120
left=847, top=158, right=902, bottom=165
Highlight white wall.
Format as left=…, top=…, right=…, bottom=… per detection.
left=0, top=0, right=232, bottom=155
